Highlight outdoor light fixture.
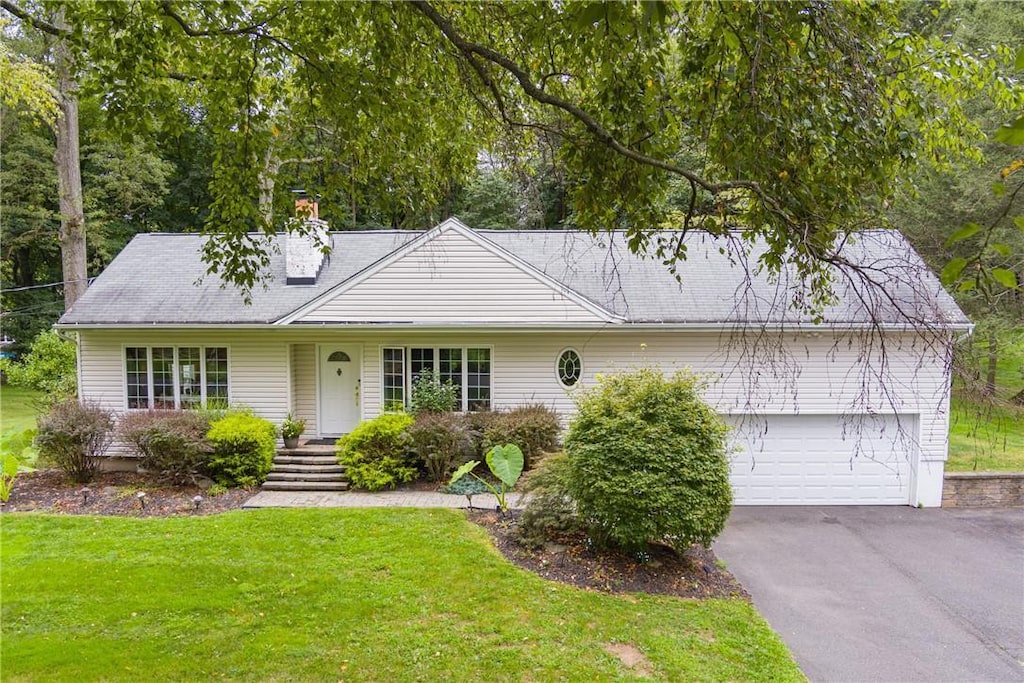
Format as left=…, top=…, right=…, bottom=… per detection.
left=81, top=487, right=91, bottom=504
left=192, top=495, right=202, bottom=512
left=136, top=491, right=147, bottom=510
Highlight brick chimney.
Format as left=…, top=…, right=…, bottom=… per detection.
left=286, top=197, right=330, bottom=285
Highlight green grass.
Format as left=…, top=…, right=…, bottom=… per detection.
left=0, top=385, right=44, bottom=433
left=1, top=509, right=802, bottom=682
left=947, top=397, right=1024, bottom=472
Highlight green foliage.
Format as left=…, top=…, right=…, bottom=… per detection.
left=0, top=427, right=38, bottom=503
left=565, top=369, right=733, bottom=554
left=280, top=413, right=306, bottom=440
left=34, top=399, right=114, bottom=483
left=410, top=368, right=458, bottom=414
left=482, top=404, right=561, bottom=468
left=514, top=453, right=580, bottom=550
left=406, top=411, right=470, bottom=482
left=450, top=444, right=524, bottom=513
left=0, top=330, right=77, bottom=398
left=118, top=410, right=212, bottom=485
left=337, top=413, right=416, bottom=491
left=455, top=170, right=520, bottom=230
left=205, top=411, right=276, bottom=487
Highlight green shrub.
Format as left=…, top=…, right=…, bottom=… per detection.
left=337, top=413, right=416, bottom=491
left=206, top=411, right=276, bottom=487
left=35, top=399, right=114, bottom=483
left=463, top=410, right=498, bottom=456
left=565, top=368, right=732, bottom=554
left=0, top=329, right=77, bottom=398
left=118, top=410, right=212, bottom=484
left=514, top=452, right=580, bottom=549
left=482, top=404, right=561, bottom=467
left=410, top=369, right=458, bottom=414
left=407, top=411, right=470, bottom=482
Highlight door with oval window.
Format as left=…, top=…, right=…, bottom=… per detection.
left=319, top=346, right=361, bottom=435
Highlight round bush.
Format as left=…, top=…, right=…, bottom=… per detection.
left=336, top=413, right=416, bottom=491
left=206, top=411, right=276, bottom=487
left=565, top=368, right=732, bottom=554
left=35, top=399, right=113, bottom=483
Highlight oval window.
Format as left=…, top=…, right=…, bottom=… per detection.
left=557, top=349, right=581, bottom=388
left=327, top=351, right=351, bottom=362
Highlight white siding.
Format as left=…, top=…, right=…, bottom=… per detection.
left=76, top=326, right=952, bottom=503
left=294, top=229, right=606, bottom=324
left=290, top=343, right=317, bottom=435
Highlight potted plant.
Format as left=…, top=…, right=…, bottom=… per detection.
left=281, top=413, right=306, bottom=449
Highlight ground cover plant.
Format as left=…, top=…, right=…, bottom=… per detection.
left=1, top=509, right=802, bottom=682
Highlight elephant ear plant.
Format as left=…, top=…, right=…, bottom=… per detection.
left=449, top=444, right=524, bottom=515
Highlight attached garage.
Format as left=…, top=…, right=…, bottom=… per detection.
left=727, top=414, right=918, bottom=505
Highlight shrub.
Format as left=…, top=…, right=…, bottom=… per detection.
left=565, top=368, right=733, bottom=554
left=407, top=411, right=470, bottom=482
left=0, top=329, right=77, bottom=398
left=118, top=410, right=212, bottom=484
left=482, top=404, right=561, bottom=467
left=35, top=399, right=114, bottom=483
left=206, top=411, right=276, bottom=487
left=514, top=452, right=580, bottom=549
left=463, top=410, right=498, bottom=456
left=337, top=413, right=416, bottom=491
left=410, top=369, right=458, bottom=414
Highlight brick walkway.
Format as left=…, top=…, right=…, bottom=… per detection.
left=243, top=489, right=527, bottom=510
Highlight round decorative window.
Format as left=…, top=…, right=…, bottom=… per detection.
left=557, top=349, right=582, bottom=388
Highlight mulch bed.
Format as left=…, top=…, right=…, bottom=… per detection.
left=1, top=469, right=252, bottom=517
left=468, top=509, right=748, bottom=600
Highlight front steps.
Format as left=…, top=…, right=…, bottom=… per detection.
left=262, top=444, right=349, bottom=492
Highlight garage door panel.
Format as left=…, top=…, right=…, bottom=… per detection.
left=727, top=414, right=916, bottom=505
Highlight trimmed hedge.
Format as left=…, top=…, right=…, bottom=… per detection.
left=206, top=411, right=276, bottom=487
left=482, top=404, right=560, bottom=466
left=337, top=413, right=416, bottom=491
left=118, top=410, right=212, bottom=484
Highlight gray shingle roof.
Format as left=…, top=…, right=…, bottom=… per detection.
left=59, top=225, right=969, bottom=327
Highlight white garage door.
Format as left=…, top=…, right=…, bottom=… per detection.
left=726, top=414, right=917, bottom=505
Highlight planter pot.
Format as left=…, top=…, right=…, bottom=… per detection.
left=283, top=436, right=300, bottom=449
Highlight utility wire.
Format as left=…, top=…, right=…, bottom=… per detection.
left=0, top=277, right=96, bottom=293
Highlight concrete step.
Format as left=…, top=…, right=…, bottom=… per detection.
left=274, top=455, right=339, bottom=466
left=261, top=480, right=350, bottom=492
left=272, top=463, right=346, bottom=474
left=266, top=471, right=347, bottom=482
left=277, top=445, right=337, bottom=457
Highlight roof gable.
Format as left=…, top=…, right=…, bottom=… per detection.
left=280, top=218, right=619, bottom=325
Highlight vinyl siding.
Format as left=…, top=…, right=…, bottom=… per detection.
left=294, top=229, right=606, bottom=324
left=290, top=343, right=317, bottom=435
left=77, top=327, right=952, bottom=468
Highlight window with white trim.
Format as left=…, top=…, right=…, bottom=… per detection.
left=124, top=346, right=229, bottom=409
left=382, top=346, right=490, bottom=411
left=557, top=348, right=582, bottom=388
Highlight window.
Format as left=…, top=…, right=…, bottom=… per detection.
left=557, top=349, right=582, bottom=388
left=382, top=347, right=405, bottom=411
left=382, top=346, right=489, bottom=411
left=124, top=346, right=229, bottom=410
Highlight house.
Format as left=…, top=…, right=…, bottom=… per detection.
left=58, top=212, right=970, bottom=507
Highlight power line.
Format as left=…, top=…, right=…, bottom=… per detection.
left=0, top=277, right=96, bottom=293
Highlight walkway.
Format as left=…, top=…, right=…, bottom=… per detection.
left=244, top=489, right=526, bottom=510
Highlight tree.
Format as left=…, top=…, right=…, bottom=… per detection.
left=11, top=0, right=1015, bottom=307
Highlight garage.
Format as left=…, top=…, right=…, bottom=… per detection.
left=726, top=414, right=918, bottom=505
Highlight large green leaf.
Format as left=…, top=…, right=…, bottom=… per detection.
left=991, top=268, right=1019, bottom=290
left=448, top=460, right=479, bottom=486
left=945, top=222, right=983, bottom=246
left=485, top=445, right=524, bottom=489
left=940, top=257, right=969, bottom=285
left=994, top=115, right=1024, bottom=145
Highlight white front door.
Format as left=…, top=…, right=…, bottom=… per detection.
left=319, top=345, right=361, bottom=435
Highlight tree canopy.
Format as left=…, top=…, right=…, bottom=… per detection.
left=0, top=0, right=996, bottom=300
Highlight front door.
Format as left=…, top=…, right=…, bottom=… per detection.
left=319, top=345, right=361, bottom=435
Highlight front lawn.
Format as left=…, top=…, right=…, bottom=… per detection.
left=1, top=509, right=802, bottom=682
left=947, top=396, right=1024, bottom=472
left=0, top=385, right=44, bottom=433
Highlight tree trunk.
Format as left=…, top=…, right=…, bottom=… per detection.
left=259, top=146, right=281, bottom=229
left=53, top=12, right=87, bottom=311
left=983, top=331, right=998, bottom=397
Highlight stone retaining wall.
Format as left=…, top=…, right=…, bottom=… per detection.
left=943, top=472, right=1024, bottom=508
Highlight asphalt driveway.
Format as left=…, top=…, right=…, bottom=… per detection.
left=715, top=506, right=1023, bottom=682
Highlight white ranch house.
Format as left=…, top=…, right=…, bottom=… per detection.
left=59, top=216, right=969, bottom=507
